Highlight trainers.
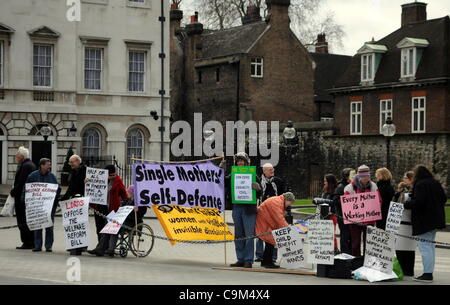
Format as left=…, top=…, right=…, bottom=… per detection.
left=230, top=261, right=245, bottom=268
left=244, top=262, right=252, bottom=268
left=413, top=274, right=433, bottom=283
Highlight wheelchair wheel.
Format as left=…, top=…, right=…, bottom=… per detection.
left=130, top=223, right=155, bottom=258
left=115, top=231, right=129, bottom=258
left=119, top=246, right=128, bottom=258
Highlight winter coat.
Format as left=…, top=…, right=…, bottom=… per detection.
left=404, top=177, right=447, bottom=236
left=10, top=159, right=36, bottom=203
left=376, top=180, right=395, bottom=230
left=255, top=195, right=289, bottom=245
left=333, top=180, right=349, bottom=217
left=62, top=164, right=87, bottom=200
left=343, top=179, right=380, bottom=225
left=106, top=176, right=128, bottom=213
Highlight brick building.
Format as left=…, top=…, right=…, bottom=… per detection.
left=170, top=0, right=315, bottom=127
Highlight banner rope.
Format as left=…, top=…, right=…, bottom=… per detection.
left=131, top=156, right=224, bottom=165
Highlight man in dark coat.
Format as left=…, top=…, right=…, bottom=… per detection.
left=333, top=168, right=353, bottom=255
left=404, top=165, right=447, bottom=283
left=10, top=146, right=36, bottom=249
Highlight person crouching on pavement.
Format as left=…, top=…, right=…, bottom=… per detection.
left=255, top=192, right=295, bottom=269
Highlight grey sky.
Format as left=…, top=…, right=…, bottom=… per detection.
left=180, top=0, right=450, bottom=56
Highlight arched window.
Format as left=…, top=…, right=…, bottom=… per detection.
left=127, top=129, right=144, bottom=162
left=82, top=128, right=101, bottom=158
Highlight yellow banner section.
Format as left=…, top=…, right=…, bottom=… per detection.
left=153, top=205, right=234, bottom=245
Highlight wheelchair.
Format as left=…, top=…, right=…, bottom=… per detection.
left=115, top=209, right=155, bottom=258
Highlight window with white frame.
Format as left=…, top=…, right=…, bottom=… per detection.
left=33, top=44, right=53, bottom=87
left=412, top=97, right=426, bottom=133
left=380, top=99, right=393, bottom=133
left=0, top=41, right=3, bottom=87
left=128, top=51, right=145, bottom=92
left=82, top=128, right=101, bottom=158
left=84, top=48, right=103, bottom=90
left=361, top=54, right=374, bottom=81
left=127, top=129, right=144, bottom=161
left=401, top=48, right=416, bottom=78
left=251, top=57, right=263, bottom=78
left=350, top=102, right=362, bottom=135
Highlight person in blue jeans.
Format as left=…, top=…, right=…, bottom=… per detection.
left=404, top=165, right=447, bottom=283
left=225, top=152, right=261, bottom=269
left=24, top=158, right=61, bottom=253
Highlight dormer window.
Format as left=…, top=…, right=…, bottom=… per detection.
left=397, top=37, right=429, bottom=80
left=357, top=43, right=387, bottom=85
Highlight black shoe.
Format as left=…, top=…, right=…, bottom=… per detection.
left=255, top=258, right=262, bottom=262
left=32, top=248, right=42, bottom=252
left=105, top=251, right=115, bottom=258
left=244, top=262, right=252, bottom=269
left=46, top=249, right=52, bottom=253
left=230, top=261, right=245, bottom=268
left=87, top=249, right=104, bottom=257
left=414, top=274, right=433, bottom=283
left=262, top=263, right=280, bottom=269
left=16, top=244, right=33, bottom=250
left=334, top=248, right=341, bottom=255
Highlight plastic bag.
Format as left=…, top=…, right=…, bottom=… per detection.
left=1, top=195, right=15, bottom=217
left=392, top=257, right=404, bottom=281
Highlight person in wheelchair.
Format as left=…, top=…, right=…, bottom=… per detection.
left=121, top=185, right=147, bottom=230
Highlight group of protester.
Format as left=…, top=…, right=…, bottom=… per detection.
left=225, top=152, right=447, bottom=283
left=10, top=146, right=145, bottom=257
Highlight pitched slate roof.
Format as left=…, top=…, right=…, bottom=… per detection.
left=335, top=16, right=450, bottom=89
left=199, top=21, right=269, bottom=59
left=310, top=52, right=352, bottom=102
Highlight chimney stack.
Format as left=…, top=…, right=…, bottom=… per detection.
left=170, top=3, right=183, bottom=33
left=315, top=33, right=329, bottom=54
left=186, top=11, right=203, bottom=36
left=401, top=2, right=427, bottom=27
left=242, top=5, right=262, bottom=25
left=265, top=0, right=291, bottom=28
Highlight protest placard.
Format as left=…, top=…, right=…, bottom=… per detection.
left=60, top=197, right=90, bottom=250
left=100, top=206, right=134, bottom=235
left=85, top=167, right=108, bottom=205
left=385, top=202, right=404, bottom=234
left=272, top=226, right=310, bottom=270
left=153, top=205, right=234, bottom=245
left=231, top=166, right=257, bottom=204
left=364, top=226, right=395, bottom=274
left=307, top=220, right=335, bottom=265
left=25, top=183, right=58, bottom=231
left=340, top=191, right=382, bottom=224
left=134, top=162, right=225, bottom=210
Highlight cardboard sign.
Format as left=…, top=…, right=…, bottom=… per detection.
left=272, top=226, right=310, bottom=270
left=85, top=167, right=108, bottom=205
left=100, top=206, right=134, bottom=235
left=364, top=226, right=395, bottom=274
left=307, top=220, right=335, bottom=265
left=231, top=166, right=257, bottom=204
left=134, top=162, right=225, bottom=210
left=60, top=197, right=90, bottom=250
left=340, top=191, right=382, bottom=224
left=385, top=202, right=404, bottom=234
left=25, top=183, right=58, bottom=231
left=153, top=205, right=234, bottom=245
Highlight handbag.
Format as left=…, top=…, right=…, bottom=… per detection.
left=1, top=195, right=15, bottom=217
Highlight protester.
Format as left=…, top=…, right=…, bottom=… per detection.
left=226, top=152, right=261, bottom=269
left=375, top=168, right=395, bottom=230
left=404, top=165, right=447, bottom=283
left=344, top=165, right=380, bottom=257
left=10, top=147, right=36, bottom=250
left=333, top=168, right=353, bottom=255
left=24, top=158, right=61, bottom=252
left=122, top=185, right=147, bottom=227
left=255, top=163, right=285, bottom=263
left=61, top=154, right=87, bottom=256
left=392, top=171, right=416, bottom=277
left=88, top=165, right=129, bottom=257
left=255, top=193, right=295, bottom=268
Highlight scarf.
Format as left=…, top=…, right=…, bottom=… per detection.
left=354, top=176, right=372, bottom=192
left=261, top=174, right=278, bottom=197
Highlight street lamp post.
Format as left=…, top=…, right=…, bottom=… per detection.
left=40, top=122, right=52, bottom=142
left=283, top=121, right=297, bottom=192
left=381, top=117, right=396, bottom=169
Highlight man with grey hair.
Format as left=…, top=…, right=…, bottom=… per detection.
left=255, top=163, right=285, bottom=262
left=10, top=146, right=36, bottom=249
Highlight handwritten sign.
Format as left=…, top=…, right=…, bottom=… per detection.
left=340, top=191, right=382, bottom=224
left=25, top=183, right=58, bottom=231
left=307, top=220, right=335, bottom=265
left=85, top=167, right=108, bottom=205
left=100, top=206, right=134, bottom=235
left=272, top=226, right=309, bottom=270
left=231, top=166, right=257, bottom=204
left=385, top=202, right=404, bottom=234
left=364, top=226, right=395, bottom=274
left=60, top=197, right=90, bottom=250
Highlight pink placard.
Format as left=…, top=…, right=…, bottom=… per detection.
left=340, top=191, right=382, bottom=225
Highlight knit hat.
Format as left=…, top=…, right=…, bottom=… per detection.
left=105, top=164, right=116, bottom=175
left=357, top=165, right=370, bottom=177
left=233, top=152, right=250, bottom=166
left=283, top=192, right=295, bottom=202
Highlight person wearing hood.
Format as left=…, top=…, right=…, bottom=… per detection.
left=225, top=152, right=262, bottom=268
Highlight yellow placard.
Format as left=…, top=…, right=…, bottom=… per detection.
left=153, top=205, right=234, bottom=245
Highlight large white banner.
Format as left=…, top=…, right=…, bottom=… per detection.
left=60, top=197, right=90, bottom=250
left=85, top=167, right=108, bottom=205
left=364, top=226, right=395, bottom=274
left=25, top=183, right=58, bottom=231
left=100, top=206, right=134, bottom=235
left=307, top=220, right=335, bottom=265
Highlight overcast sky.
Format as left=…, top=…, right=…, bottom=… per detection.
left=180, top=0, right=450, bottom=56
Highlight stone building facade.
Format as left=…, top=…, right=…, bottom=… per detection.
left=0, top=0, right=171, bottom=185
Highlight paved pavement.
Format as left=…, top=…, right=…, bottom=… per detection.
left=0, top=214, right=449, bottom=285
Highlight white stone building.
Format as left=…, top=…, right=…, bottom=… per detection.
left=0, top=0, right=171, bottom=184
